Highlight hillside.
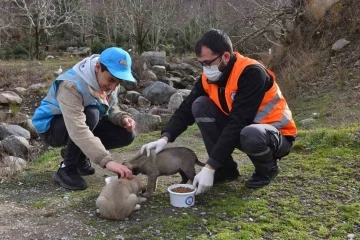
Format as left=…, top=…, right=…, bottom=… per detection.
left=267, top=0, right=360, bottom=128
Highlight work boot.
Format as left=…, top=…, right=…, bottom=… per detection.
left=213, top=161, right=240, bottom=184
left=52, top=162, right=87, bottom=190
left=60, top=148, right=95, bottom=176
left=245, top=161, right=281, bottom=188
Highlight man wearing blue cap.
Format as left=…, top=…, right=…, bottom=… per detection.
left=32, top=47, right=137, bottom=190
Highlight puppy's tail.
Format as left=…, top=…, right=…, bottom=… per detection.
left=195, top=158, right=205, bottom=167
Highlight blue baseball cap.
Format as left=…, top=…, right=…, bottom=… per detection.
left=99, top=47, right=135, bottom=82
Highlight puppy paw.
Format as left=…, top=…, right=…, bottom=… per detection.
left=141, top=191, right=151, bottom=198
left=133, top=204, right=141, bottom=211
left=139, top=197, right=147, bottom=203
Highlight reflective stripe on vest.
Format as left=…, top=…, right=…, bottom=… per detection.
left=201, top=52, right=297, bottom=136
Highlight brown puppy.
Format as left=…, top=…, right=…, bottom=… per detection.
left=123, top=147, right=204, bottom=198
left=96, top=176, right=146, bottom=221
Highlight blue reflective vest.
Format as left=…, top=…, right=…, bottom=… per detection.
left=32, top=69, right=118, bottom=133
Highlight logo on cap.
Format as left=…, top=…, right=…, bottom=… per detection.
left=120, top=59, right=128, bottom=66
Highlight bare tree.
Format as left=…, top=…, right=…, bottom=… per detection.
left=0, top=1, right=16, bottom=48
left=10, top=0, right=81, bottom=59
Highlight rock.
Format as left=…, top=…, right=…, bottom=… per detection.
left=137, top=96, right=151, bottom=108
left=171, top=77, right=187, bottom=89
left=347, top=233, right=355, bottom=240
left=142, top=81, right=177, bottom=104
left=67, top=47, right=76, bottom=52
left=119, top=104, right=129, bottom=110
left=332, top=39, right=350, bottom=51
left=13, top=87, right=27, bottom=94
left=168, top=71, right=183, bottom=78
left=354, top=60, right=360, bottom=67
left=0, top=156, right=27, bottom=178
left=119, top=85, right=127, bottom=94
left=0, top=91, right=22, bottom=105
left=0, top=124, right=31, bottom=140
left=169, top=63, right=195, bottom=75
left=134, top=113, right=161, bottom=132
left=300, top=118, right=316, bottom=125
left=45, top=55, right=55, bottom=60
left=142, top=70, right=158, bottom=81
left=141, top=51, right=166, bottom=66
left=176, top=89, right=191, bottom=98
left=125, top=91, right=141, bottom=104
left=152, top=65, right=166, bottom=76
left=19, top=119, right=38, bottom=139
left=183, top=75, right=197, bottom=85
left=148, top=106, right=173, bottom=115
left=28, top=83, right=47, bottom=91
left=138, top=80, right=155, bottom=89
left=168, top=93, right=183, bottom=110
left=126, top=108, right=140, bottom=116
left=2, top=135, right=30, bottom=158
left=158, top=76, right=173, bottom=87
left=121, top=80, right=137, bottom=91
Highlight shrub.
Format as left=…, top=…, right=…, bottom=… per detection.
left=90, top=40, right=105, bottom=54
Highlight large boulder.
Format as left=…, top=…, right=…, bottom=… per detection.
left=2, top=135, right=30, bottom=158
left=142, top=81, right=177, bottom=104
left=0, top=91, right=22, bottom=105
left=0, top=124, right=31, bottom=140
left=169, top=63, right=195, bottom=75
left=134, top=113, right=161, bottom=132
left=141, top=51, right=166, bottom=66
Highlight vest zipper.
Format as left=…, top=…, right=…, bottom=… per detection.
left=218, top=87, right=229, bottom=114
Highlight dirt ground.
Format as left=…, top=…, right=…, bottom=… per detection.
left=0, top=133, right=250, bottom=240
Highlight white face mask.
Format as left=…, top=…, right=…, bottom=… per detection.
left=203, top=58, right=223, bottom=82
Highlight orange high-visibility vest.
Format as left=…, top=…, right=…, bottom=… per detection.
left=201, top=52, right=297, bottom=136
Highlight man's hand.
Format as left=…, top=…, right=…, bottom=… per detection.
left=140, top=137, right=168, bottom=157
left=105, top=161, right=133, bottom=179
left=122, top=117, right=136, bottom=132
left=193, top=165, right=215, bottom=195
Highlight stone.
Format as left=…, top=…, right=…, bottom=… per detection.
left=0, top=124, right=31, bottom=140
left=0, top=91, right=22, bottom=105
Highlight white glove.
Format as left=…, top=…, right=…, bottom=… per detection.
left=193, top=167, right=215, bottom=195
left=140, top=138, right=167, bottom=157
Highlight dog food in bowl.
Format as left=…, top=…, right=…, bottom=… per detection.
left=171, top=186, right=194, bottom=193
left=168, top=184, right=196, bottom=207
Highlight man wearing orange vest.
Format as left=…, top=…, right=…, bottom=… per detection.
left=140, top=29, right=297, bottom=195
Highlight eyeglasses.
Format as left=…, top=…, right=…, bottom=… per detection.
left=198, top=55, right=222, bottom=68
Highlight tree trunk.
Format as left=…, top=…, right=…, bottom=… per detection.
left=34, top=27, right=39, bottom=60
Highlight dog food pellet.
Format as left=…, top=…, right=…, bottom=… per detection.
left=171, top=186, right=193, bottom=193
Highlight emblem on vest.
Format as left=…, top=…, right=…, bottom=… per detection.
left=119, top=59, right=128, bottom=66
left=231, top=92, right=236, bottom=101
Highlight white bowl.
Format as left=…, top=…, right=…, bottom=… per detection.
left=167, top=184, right=196, bottom=208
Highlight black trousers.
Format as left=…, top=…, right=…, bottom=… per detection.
left=191, top=96, right=293, bottom=170
left=39, top=106, right=135, bottom=167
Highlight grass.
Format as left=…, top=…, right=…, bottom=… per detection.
left=2, top=123, right=357, bottom=239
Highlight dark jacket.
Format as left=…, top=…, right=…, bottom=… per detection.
left=161, top=54, right=273, bottom=169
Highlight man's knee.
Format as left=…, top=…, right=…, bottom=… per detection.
left=84, top=107, right=100, bottom=130
left=191, top=96, right=212, bottom=117
left=240, top=125, right=266, bottom=154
